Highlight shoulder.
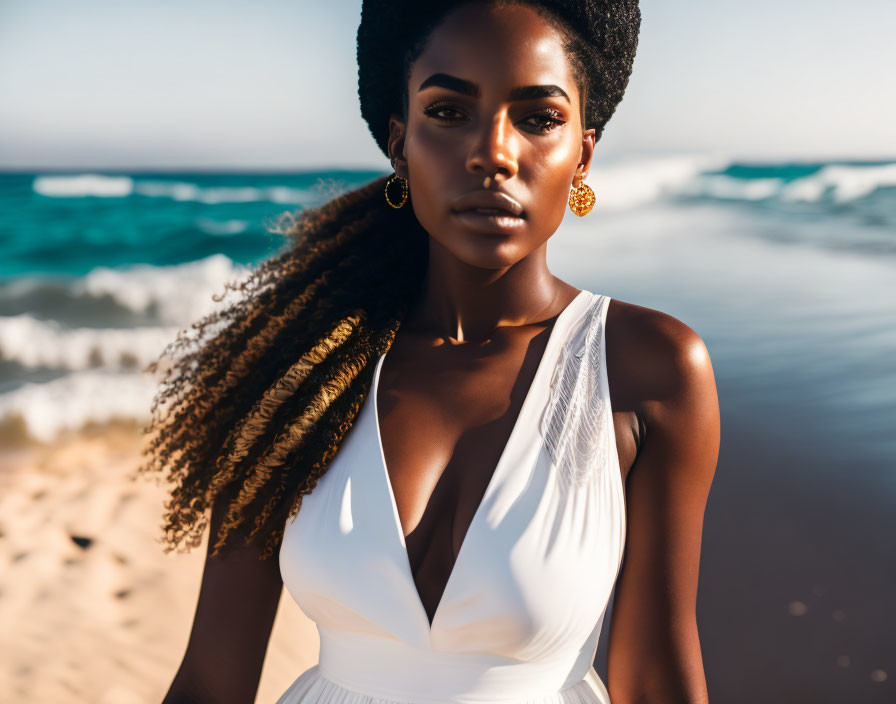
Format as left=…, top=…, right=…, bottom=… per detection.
left=604, top=296, right=715, bottom=409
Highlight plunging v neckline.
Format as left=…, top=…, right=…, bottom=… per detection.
left=371, top=290, right=589, bottom=634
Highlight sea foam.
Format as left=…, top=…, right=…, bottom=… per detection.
left=0, top=371, right=158, bottom=442
left=0, top=315, right=179, bottom=371
left=33, top=174, right=134, bottom=198
left=77, top=254, right=250, bottom=325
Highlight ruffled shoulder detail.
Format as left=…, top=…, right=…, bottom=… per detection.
left=540, top=294, right=611, bottom=492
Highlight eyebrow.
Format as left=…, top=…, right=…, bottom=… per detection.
left=417, top=72, right=570, bottom=103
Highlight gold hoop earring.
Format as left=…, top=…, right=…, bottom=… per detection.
left=385, top=173, right=408, bottom=209
left=568, top=182, right=596, bottom=217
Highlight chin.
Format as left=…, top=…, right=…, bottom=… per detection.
left=446, top=231, right=528, bottom=270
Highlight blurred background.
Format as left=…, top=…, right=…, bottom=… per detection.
left=0, top=1, right=893, bottom=702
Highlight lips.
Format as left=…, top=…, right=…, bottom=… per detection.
left=450, top=190, right=525, bottom=218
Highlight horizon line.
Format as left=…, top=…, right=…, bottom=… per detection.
left=2, top=153, right=896, bottom=174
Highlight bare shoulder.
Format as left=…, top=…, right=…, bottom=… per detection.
left=605, top=296, right=716, bottom=407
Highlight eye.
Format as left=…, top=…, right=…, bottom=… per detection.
left=423, top=101, right=565, bottom=134
left=519, top=109, right=566, bottom=134
left=423, top=100, right=467, bottom=123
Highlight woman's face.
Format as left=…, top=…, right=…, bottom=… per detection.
left=388, top=2, right=595, bottom=270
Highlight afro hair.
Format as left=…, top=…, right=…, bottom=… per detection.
left=357, top=0, right=641, bottom=157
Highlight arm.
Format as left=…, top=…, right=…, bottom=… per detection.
left=607, top=315, right=720, bottom=704
left=163, top=494, right=285, bottom=704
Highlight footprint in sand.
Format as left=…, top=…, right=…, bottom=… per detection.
left=70, top=534, right=93, bottom=550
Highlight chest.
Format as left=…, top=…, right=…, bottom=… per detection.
left=375, top=311, right=632, bottom=625
left=376, top=326, right=553, bottom=561
left=376, top=319, right=636, bottom=539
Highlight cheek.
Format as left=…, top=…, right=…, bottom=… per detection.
left=404, top=131, right=461, bottom=229
left=521, top=139, right=579, bottom=230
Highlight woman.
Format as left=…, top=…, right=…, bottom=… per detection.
left=151, top=1, right=719, bottom=702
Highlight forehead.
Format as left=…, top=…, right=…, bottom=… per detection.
left=409, top=3, right=577, bottom=99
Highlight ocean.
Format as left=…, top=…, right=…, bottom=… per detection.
left=1, top=157, right=894, bottom=446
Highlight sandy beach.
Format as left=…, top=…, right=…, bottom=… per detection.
left=0, top=424, right=318, bottom=703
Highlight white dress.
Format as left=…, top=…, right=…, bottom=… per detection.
left=277, top=290, right=627, bottom=703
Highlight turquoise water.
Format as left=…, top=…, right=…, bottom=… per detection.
left=0, top=170, right=385, bottom=278
left=0, top=157, right=894, bottom=443
left=1, top=159, right=895, bottom=279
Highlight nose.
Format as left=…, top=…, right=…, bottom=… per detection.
left=465, top=111, right=519, bottom=183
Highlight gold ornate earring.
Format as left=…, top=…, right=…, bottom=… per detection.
left=568, top=181, right=596, bottom=216
left=385, top=170, right=408, bottom=209
left=386, top=149, right=408, bottom=208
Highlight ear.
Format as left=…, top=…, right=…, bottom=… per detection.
left=573, top=127, right=596, bottom=187
left=387, top=115, right=409, bottom=179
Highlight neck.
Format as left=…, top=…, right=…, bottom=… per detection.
left=406, top=239, right=570, bottom=344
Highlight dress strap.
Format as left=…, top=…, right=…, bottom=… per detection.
left=539, top=293, right=612, bottom=493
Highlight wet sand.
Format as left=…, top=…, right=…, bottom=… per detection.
left=594, top=386, right=895, bottom=703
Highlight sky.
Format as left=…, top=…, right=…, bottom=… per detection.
left=0, top=0, right=893, bottom=170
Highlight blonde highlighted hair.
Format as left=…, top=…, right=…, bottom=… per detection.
left=138, top=176, right=427, bottom=559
